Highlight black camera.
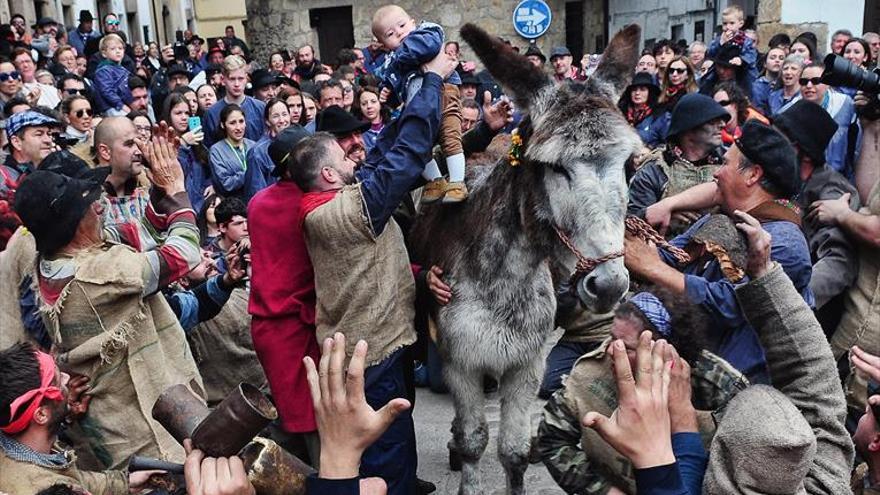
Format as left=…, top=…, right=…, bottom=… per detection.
left=172, top=41, right=189, bottom=61
left=822, top=54, right=880, bottom=92
left=823, top=54, right=880, bottom=119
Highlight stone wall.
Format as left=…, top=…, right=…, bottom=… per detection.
left=244, top=0, right=572, bottom=69
left=755, top=0, right=828, bottom=51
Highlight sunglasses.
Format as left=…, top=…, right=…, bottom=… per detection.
left=74, top=108, right=94, bottom=118
left=800, top=77, right=822, bottom=86
left=65, top=88, right=85, bottom=95
left=668, top=67, right=689, bottom=74
left=107, top=19, right=120, bottom=26
left=0, top=71, right=20, bottom=82
left=716, top=99, right=731, bottom=106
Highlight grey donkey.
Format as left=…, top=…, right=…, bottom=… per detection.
left=408, top=23, right=643, bottom=495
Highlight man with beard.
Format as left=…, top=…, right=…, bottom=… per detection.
left=288, top=50, right=454, bottom=495
left=294, top=44, right=323, bottom=82
left=12, top=126, right=203, bottom=470
left=315, top=105, right=369, bottom=164
left=0, top=343, right=156, bottom=493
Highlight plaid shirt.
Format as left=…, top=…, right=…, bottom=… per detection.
left=537, top=344, right=748, bottom=494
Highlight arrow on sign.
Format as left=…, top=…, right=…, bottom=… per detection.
left=517, top=9, right=547, bottom=25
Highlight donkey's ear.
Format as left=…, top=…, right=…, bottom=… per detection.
left=460, top=23, right=549, bottom=111
left=590, top=24, right=642, bottom=102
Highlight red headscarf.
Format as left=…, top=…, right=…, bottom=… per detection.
left=1, top=352, right=63, bottom=434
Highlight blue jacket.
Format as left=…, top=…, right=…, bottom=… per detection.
left=631, top=432, right=706, bottom=495
left=659, top=214, right=814, bottom=383
left=179, top=144, right=211, bottom=214
left=67, top=27, right=100, bottom=57
left=708, top=34, right=759, bottom=82
left=643, top=111, right=671, bottom=149
left=751, top=76, right=775, bottom=116
left=209, top=138, right=256, bottom=198
left=165, top=275, right=233, bottom=332
left=356, top=72, right=442, bottom=234
left=363, top=124, right=382, bottom=154
left=768, top=88, right=801, bottom=116
left=820, top=89, right=858, bottom=180
left=203, top=97, right=267, bottom=148
left=242, top=135, right=276, bottom=203
left=93, top=62, right=132, bottom=113
left=376, top=22, right=461, bottom=107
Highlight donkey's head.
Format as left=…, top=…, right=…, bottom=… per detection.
left=461, top=24, right=643, bottom=313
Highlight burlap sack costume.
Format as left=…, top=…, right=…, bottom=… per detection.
left=187, top=288, right=268, bottom=404
left=0, top=444, right=128, bottom=494
left=39, top=242, right=204, bottom=469
left=562, top=339, right=733, bottom=494
left=833, top=180, right=880, bottom=412
left=0, top=227, right=37, bottom=348
left=652, top=148, right=721, bottom=236
left=303, top=185, right=416, bottom=366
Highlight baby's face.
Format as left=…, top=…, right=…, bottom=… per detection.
left=377, top=9, right=416, bottom=50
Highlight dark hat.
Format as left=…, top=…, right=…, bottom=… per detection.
left=667, top=93, right=730, bottom=138
left=78, top=10, right=94, bottom=22
left=549, top=46, right=572, bottom=60
left=35, top=17, right=57, bottom=28
left=736, top=120, right=801, bottom=198
left=205, top=63, right=223, bottom=77
left=268, top=125, right=311, bottom=178
left=166, top=64, right=191, bottom=79
left=771, top=100, right=837, bottom=167
left=186, top=34, right=205, bottom=45
left=39, top=149, right=111, bottom=184
left=624, top=71, right=660, bottom=100
left=251, top=69, right=280, bottom=90
left=524, top=44, right=546, bottom=63
left=713, top=43, right=744, bottom=68
left=276, top=74, right=299, bottom=90
left=315, top=105, right=370, bottom=137
left=14, top=170, right=105, bottom=255
left=460, top=71, right=480, bottom=87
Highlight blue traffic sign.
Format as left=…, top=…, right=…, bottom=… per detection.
left=512, top=0, right=552, bottom=39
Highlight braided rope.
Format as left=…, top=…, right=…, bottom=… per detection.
left=554, top=215, right=692, bottom=285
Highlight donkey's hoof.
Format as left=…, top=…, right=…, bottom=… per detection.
left=449, top=448, right=462, bottom=471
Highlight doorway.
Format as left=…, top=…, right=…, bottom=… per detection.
left=565, top=1, right=584, bottom=62
left=309, top=5, right=355, bottom=63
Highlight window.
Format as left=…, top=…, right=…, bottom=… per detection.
left=694, top=20, right=705, bottom=42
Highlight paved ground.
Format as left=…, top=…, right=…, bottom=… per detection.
left=413, top=387, right=565, bottom=494
left=413, top=327, right=567, bottom=494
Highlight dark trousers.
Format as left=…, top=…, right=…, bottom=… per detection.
left=362, top=347, right=417, bottom=495
left=539, top=340, right=602, bottom=399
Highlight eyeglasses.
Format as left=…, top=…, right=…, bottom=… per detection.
left=0, top=71, right=20, bottom=82
left=74, top=108, right=93, bottom=118
left=107, top=19, right=120, bottom=26
left=668, top=67, right=689, bottom=74
left=799, top=77, right=822, bottom=86
left=134, top=125, right=152, bottom=134
left=65, top=88, right=85, bottom=95
left=716, top=99, right=731, bottom=106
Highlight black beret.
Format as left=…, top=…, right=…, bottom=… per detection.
left=736, top=120, right=801, bottom=198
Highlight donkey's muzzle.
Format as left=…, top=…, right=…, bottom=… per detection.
left=575, top=260, right=629, bottom=313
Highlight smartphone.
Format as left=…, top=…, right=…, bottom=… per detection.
left=188, top=116, right=201, bottom=132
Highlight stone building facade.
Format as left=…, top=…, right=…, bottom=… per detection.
left=244, top=0, right=606, bottom=68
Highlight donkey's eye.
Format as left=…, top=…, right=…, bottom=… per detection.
left=550, top=163, right=573, bottom=183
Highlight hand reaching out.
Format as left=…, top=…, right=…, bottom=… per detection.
left=808, top=193, right=853, bottom=226
left=183, top=439, right=255, bottom=495
left=426, top=265, right=451, bottom=305
left=481, top=91, right=513, bottom=132
left=65, top=374, right=92, bottom=423
left=304, top=333, right=411, bottom=479
left=582, top=331, right=676, bottom=469
left=852, top=345, right=880, bottom=383
left=140, top=122, right=185, bottom=195
left=733, top=210, right=772, bottom=279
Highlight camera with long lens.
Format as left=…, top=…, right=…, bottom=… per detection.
left=822, top=54, right=880, bottom=119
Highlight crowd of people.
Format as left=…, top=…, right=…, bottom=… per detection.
left=0, top=2, right=880, bottom=494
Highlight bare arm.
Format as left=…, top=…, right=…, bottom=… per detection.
left=836, top=209, right=880, bottom=249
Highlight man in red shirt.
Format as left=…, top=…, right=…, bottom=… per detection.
left=247, top=125, right=321, bottom=465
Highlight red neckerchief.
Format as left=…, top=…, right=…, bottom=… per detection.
left=721, top=126, right=742, bottom=145
left=299, top=190, right=340, bottom=225
left=626, top=103, right=653, bottom=125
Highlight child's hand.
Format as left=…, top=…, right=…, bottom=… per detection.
left=730, top=56, right=742, bottom=66
left=379, top=87, right=391, bottom=104
left=721, top=30, right=734, bottom=43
